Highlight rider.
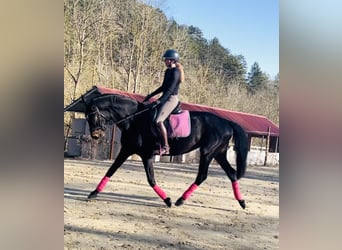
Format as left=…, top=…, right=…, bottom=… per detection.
left=143, top=49, right=184, bottom=155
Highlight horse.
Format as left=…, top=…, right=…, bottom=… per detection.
left=84, top=93, right=249, bottom=209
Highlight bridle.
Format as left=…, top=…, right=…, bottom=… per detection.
left=86, top=107, right=107, bottom=131
left=86, top=108, right=106, bottom=119
left=86, top=103, right=157, bottom=129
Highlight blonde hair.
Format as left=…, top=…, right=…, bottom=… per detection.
left=175, top=62, right=185, bottom=83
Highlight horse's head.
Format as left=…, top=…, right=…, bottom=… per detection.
left=84, top=94, right=140, bottom=138
left=85, top=105, right=106, bottom=139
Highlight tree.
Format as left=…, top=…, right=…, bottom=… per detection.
left=247, top=62, right=268, bottom=95
left=113, top=1, right=173, bottom=93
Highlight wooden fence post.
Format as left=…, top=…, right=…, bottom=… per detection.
left=264, top=126, right=271, bottom=166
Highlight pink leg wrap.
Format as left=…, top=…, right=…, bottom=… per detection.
left=232, top=181, right=243, bottom=200
left=153, top=185, right=167, bottom=200
left=182, top=183, right=198, bottom=200
left=96, top=176, right=110, bottom=192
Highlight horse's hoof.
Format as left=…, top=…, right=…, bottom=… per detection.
left=164, top=197, right=172, bottom=207
left=88, top=190, right=99, bottom=199
left=238, top=199, right=246, bottom=209
left=175, top=197, right=184, bottom=206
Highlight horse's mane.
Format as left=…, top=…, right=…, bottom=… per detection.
left=92, top=94, right=138, bottom=108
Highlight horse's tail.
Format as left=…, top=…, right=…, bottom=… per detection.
left=230, top=122, right=248, bottom=179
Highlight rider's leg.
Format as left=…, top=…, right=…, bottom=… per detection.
left=157, top=121, right=169, bottom=154
left=155, top=95, right=178, bottom=155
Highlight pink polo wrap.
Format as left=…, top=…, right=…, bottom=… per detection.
left=182, top=183, right=198, bottom=200
left=96, top=176, right=110, bottom=192
left=153, top=185, right=168, bottom=200
left=232, top=181, right=243, bottom=200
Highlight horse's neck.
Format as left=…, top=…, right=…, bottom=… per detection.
left=99, top=95, right=139, bottom=122
left=113, top=96, right=138, bottom=116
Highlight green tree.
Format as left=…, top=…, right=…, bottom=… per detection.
left=247, top=62, right=268, bottom=94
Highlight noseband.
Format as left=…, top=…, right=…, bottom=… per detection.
left=86, top=107, right=107, bottom=131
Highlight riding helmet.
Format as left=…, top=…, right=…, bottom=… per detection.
left=163, top=49, right=180, bottom=62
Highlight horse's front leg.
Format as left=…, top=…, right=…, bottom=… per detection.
left=142, top=157, right=172, bottom=207
left=88, top=150, right=131, bottom=199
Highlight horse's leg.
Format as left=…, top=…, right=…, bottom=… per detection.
left=142, top=157, right=172, bottom=207
left=175, top=153, right=212, bottom=206
left=215, top=152, right=246, bottom=209
left=88, top=149, right=131, bottom=199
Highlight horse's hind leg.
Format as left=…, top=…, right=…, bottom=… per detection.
left=142, top=157, right=172, bottom=208
left=215, top=152, right=246, bottom=209
left=88, top=150, right=130, bottom=199
left=175, top=153, right=212, bottom=206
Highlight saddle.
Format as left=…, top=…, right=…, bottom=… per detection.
left=151, top=102, right=191, bottom=138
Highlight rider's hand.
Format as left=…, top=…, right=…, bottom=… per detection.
left=149, top=100, right=160, bottom=109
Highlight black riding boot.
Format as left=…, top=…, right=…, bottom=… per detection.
left=157, top=122, right=170, bottom=155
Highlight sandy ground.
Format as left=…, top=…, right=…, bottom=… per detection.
left=64, top=158, right=279, bottom=250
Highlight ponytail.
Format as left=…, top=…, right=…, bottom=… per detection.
left=175, top=62, right=185, bottom=83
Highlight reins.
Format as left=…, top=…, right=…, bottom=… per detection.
left=115, top=106, right=152, bottom=125
left=88, top=94, right=158, bottom=126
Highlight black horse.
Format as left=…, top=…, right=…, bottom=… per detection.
left=84, top=94, right=249, bottom=209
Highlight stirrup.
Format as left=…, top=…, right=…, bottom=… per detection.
left=160, top=145, right=170, bottom=155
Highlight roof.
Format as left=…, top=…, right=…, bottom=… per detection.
left=64, top=85, right=279, bottom=137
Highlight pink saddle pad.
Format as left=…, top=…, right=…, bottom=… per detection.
left=169, top=110, right=191, bottom=138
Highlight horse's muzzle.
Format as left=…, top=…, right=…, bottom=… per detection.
left=91, top=130, right=104, bottom=139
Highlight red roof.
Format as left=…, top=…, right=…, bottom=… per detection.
left=180, top=102, right=279, bottom=137
left=65, top=85, right=279, bottom=137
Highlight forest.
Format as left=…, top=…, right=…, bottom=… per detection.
left=64, top=0, right=279, bottom=135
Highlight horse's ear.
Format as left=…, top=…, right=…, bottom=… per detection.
left=81, top=95, right=89, bottom=105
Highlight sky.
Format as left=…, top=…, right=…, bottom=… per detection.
left=158, top=0, right=279, bottom=78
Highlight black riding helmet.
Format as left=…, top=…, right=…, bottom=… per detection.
left=163, top=49, right=180, bottom=62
